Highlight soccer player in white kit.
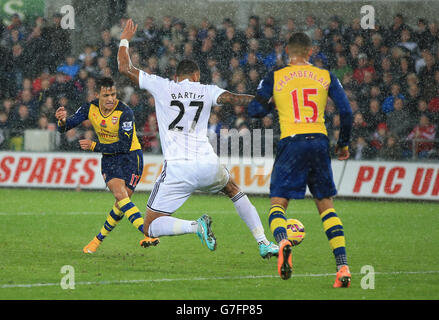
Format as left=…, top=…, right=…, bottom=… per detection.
left=118, top=19, right=278, bottom=258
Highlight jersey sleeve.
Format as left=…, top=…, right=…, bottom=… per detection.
left=92, top=108, right=134, bottom=154
left=139, top=70, right=169, bottom=97
left=247, top=70, right=275, bottom=118
left=328, top=72, right=353, bottom=147
left=57, top=103, right=89, bottom=133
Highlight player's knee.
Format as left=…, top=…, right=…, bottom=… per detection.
left=144, top=209, right=166, bottom=236
left=222, top=178, right=240, bottom=198
left=113, top=191, right=128, bottom=202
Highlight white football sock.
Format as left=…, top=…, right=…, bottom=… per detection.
left=231, top=192, right=269, bottom=245
left=148, top=216, right=198, bottom=237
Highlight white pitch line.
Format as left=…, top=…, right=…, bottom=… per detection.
left=0, top=211, right=317, bottom=216
left=1, top=270, right=439, bottom=289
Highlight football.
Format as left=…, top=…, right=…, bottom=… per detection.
left=286, top=218, right=306, bottom=246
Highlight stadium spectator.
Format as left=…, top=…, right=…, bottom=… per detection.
left=378, top=134, right=403, bottom=160
left=427, top=87, right=439, bottom=121
left=386, top=97, right=413, bottom=141
left=388, top=14, right=411, bottom=47
left=418, top=50, right=438, bottom=100
left=78, top=44, right=98, bottom=64
left=398, top=29, right=419, bottom=58
left=351, top=112, right=370, bottom=142
left=18, top=88, right=39, bottom=120
left=353, top=53, right=375, bottom=84
left=382, top=83, right=405, bottom=113
left=364, top=99, right=386, bottom=132
left=0, top=110, right=8, bottom=149
left=208, top=112, right=223, bottom=139
left=263, top=41, right=287, bottom=70
left=370, top=122, right=388, bottom=155
left=59, top=127, right=81, bottom=151
left=41, top=13, right=71, bottom=73
left=129, top=91, right=147, bottom=129
left=37, top=114, right=49, bottom=130
left=57, top=55, right=81, bottom=79
left=309, top=40, right=328, bottom=68
left=22, top=24, right=48, bottom=78
left=406, top=114, right=437, bottom=158
left=280, top=17, right=296, bottom=42
left=332, top=55, right=352, bottom=83
left=302, top=15, right=318, bottom=40
left=405, top=84, right=422, bottom=113
left=415, top=18, right=434, bottom=51
left=134, top=17, right=160, bottom=59
left=142, top=113, right=160, bottom=153
left=8, top=104, right=35, bottom=150
left=352, top=136, right=374, bottom=160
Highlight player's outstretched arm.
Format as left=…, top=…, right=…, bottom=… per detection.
left=55, top=104, right=89, bottom=133
left=217, top=91, right=255, bottom=106
left=118, top=18, right=140, bottom=86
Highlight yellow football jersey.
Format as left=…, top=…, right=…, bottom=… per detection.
left=249, top=63, right=352, bottom=147
left=272, top=64, right=330, bottom=139
left=59, top=99, right=141, bottom=153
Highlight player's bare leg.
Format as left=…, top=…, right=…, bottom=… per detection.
left=222, top=178, right=279, bottom=259
left=314, top=197, right=351, bottom=287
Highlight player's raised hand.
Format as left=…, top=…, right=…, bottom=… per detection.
left=120, top=18, right=138, bottom=41
left=336, top=145, right=350, bottom=161
left=55, top=107, right=67, bottom=124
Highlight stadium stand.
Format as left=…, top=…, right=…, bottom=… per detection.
left=0, top=13, right=438, bottom=160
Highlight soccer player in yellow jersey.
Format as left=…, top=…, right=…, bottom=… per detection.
left=55, top=77, right=159, bottom=253
left=248, top=33, right=353, bottom=287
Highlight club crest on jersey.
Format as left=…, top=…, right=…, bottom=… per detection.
left=112, top=116, right=118, bottom=124
left=100, top=119, right=107, bottom=128
left=122, top=121, right=133, bottom=131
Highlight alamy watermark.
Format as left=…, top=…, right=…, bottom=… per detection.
left=360, top=5, right=375, bottom=30
left=60, top=5, right=75, bottom=30
left=360, top=265, right=375, bottom=289
left=60, top=265, right=75, bottom=289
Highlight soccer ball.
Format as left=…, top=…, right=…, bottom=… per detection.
left=286, top=218, right=306, bottom=246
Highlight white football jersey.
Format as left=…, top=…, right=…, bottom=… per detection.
left=139, top=71, right=225, bottom=161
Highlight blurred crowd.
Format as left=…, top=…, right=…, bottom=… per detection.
left=0, top=12, right=438, bottom=160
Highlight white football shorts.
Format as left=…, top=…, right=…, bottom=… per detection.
left=146, top=158, right=230, bottom=214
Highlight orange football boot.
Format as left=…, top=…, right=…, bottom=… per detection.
left=139, top=236, right=160, bottom=248
left=333, top=265, right=351, bottom=288
left=277, top=239, right=293, bottom=280
left=83, top=237, right=102, bottom=254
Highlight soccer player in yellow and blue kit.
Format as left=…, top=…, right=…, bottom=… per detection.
left=248, top=33, right=353, bottom=287
left=56, top=77, right=159, bottom=253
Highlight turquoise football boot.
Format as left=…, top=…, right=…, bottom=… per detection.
left=259, top=241, right=279, bottom=259
left=196, top=214, right=216, bottom=251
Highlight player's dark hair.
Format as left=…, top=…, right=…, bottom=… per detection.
left=287, top=32, right=312, bottom=57
left=176, top=60, right=200, bottom=76
left=96, top=77, right=115, bottom=90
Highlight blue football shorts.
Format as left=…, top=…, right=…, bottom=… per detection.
left=270, top=133, right=337, bottom=200
left=101, top=149, right=144, bottom=191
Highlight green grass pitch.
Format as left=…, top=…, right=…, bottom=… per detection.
left=0, top=187, right=438, bottom=300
